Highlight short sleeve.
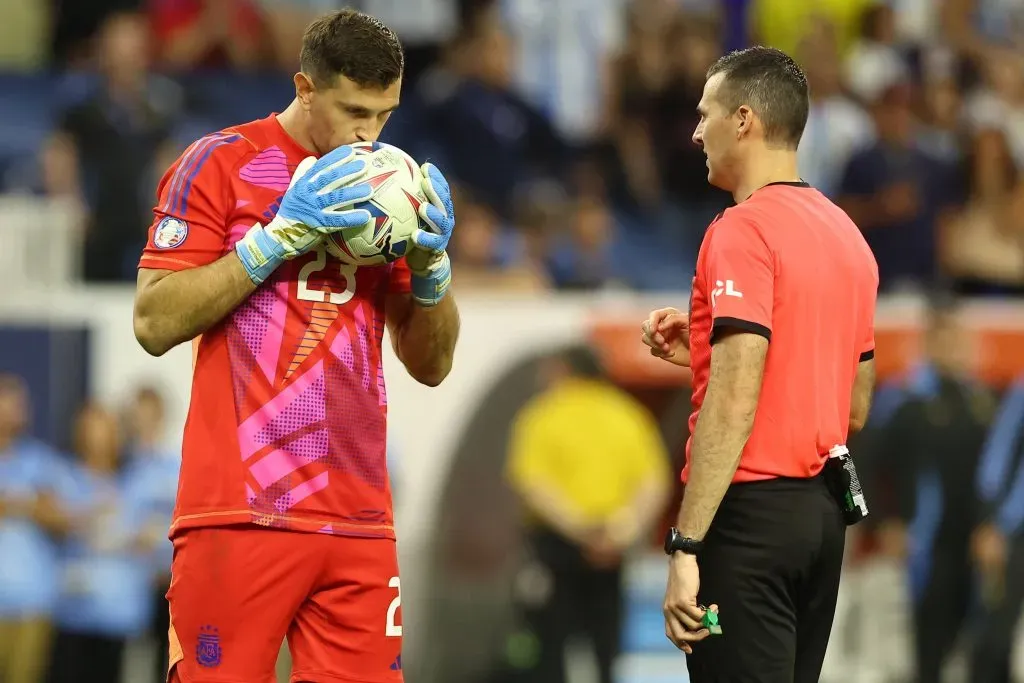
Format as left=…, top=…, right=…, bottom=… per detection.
left=859, top=306, right=876, bottom=361
left=858, top=263, right=879, bottom=361
left=703, top=216, right=774, bottom=342
left=139, top=133, right=241, bottom=272
left=388, top=257, right=412, bottom=294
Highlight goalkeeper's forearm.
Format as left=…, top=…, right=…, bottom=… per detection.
left=134, top=252, right=257, bottom=356
left=392, top=294, right=460, bottom=386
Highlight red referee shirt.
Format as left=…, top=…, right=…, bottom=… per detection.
left=684, top=181, right=879, bottom=484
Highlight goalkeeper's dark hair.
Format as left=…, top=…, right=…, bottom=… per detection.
left=301, top=9, right=404, bottom=89
left=706, top=46, right=809, bottom=150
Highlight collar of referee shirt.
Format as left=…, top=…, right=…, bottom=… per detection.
left=761, top=181, right=810, bottom=189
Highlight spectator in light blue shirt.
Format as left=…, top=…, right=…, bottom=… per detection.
left=969, top=373, right=1024, bottom=683
left=120, top=385, right=180, bottom=683
left=0, top=374, right=74, bottom=683
left=48, top=402, right=165, bottom=683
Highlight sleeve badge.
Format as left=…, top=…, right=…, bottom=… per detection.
left=153, top=217, right=189, bottom=249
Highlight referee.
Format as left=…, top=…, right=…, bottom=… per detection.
left=640, top=47, right=879, bottom=683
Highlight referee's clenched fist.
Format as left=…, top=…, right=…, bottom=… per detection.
left=646, top=46, right=879, bottom=683
left=662, top=550, right=717, bottom=654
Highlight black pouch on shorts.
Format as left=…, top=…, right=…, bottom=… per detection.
left=822, top=445, right=869, bottom=526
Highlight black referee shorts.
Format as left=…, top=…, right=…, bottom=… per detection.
left=685, top=474, right=846, bottom=683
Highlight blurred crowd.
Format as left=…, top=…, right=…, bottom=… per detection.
left=7, top=316, right=1024, bottom=683
left=813, top=296, right=1024, bottom=683
left=1, top=0, right=1023, bottom=292
left=0, top=377, right=178, bottom=683
left=5, top=0, right=1024, bottom=682
left=405, top=300, right=1024, bottom=683
left=414, top=300, right=1024, bottom=683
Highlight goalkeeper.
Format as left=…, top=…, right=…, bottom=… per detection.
left=133, top=9, right=458, bottom=683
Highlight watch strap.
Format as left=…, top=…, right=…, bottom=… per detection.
left=664, top=527, right=703, bottom=556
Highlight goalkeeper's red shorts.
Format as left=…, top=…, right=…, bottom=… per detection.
left=166, top=525, right=403, bottom=683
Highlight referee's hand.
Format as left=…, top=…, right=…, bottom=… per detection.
left=642, top=308, right=691, bottom=367
left=663, top=553, right=715, bottom=653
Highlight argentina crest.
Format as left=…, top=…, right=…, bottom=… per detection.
left=196, top=625, right=222, bottom=667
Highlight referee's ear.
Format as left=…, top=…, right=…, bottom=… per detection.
left=735, top=104, right=755, bottom=139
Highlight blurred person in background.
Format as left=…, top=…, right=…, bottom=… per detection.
left=50, top=0, right=140, bottom=67
left=499, top=0, right=625, bottom=143
left=654, top=13, right=732, bottom=264
left=257, top=0, right=338, bottom=70
left=149, top=0, right=268, bottom=70
left=447, top=193, right=548, bottom=292
left=602, top=3, right=731, bottom=223
left=916, top=65, right=966, bottom=167
left=941, top=0, right=1024, bottom=66
left=545, top=193, right=624, bottom=291
left=967, top=367, right=1024, bottom=683
left=596, top=8, right=729, bottom=283
left=48, top=402, right=163, bottom=683
left=0, top=376, right=72, bottom=683
left=361, top=0, right=456, bottom=86
left=120, top=386, right=179, bottom=683
left=515, top=195, right=566, bottom=284
left=0, top=0, right=49, bottom=69
left=796, top=26, right=873, bottom=199
left=504, top=346, right=671, bottom=683
left=870, top=299, right=997, bottom=683
left=748, top=0, right=874, bottom=58
left=888, top=0, right=943, bottom=46
left=395, top=1, right=568, bottom=220
left=258, top=0, right=453, bottom=80
left=962, top=46, right=1024, bottom=169
left=943, top=128, right=1024, bottom=296
left=843, top=3, right=910, bottom=106
left=601, top=1, right=672, bottom=213
left=838, top=80, right=961, bottom=293
left=41, top=10, right=182, bottom=282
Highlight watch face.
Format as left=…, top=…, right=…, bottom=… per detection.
left=664, top=528, right=678, bottom=554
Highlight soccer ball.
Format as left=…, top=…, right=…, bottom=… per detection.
left=322, top=141, right=426, bottom=266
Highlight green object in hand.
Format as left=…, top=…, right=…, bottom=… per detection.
left=702, top=609, right=722, bottom=635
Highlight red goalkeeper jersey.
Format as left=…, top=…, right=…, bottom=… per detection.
left=139, top=115, right=411, bottom=540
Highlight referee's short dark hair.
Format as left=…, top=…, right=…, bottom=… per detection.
left=707, top=46, right=810, bottom=150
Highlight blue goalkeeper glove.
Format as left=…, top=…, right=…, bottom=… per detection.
left=235, top=145, right=373, bottom=285
left=406, top=163, right=454, bottom=306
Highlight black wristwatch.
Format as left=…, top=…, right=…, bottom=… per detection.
left=664, top=527, right=703, bottom=557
